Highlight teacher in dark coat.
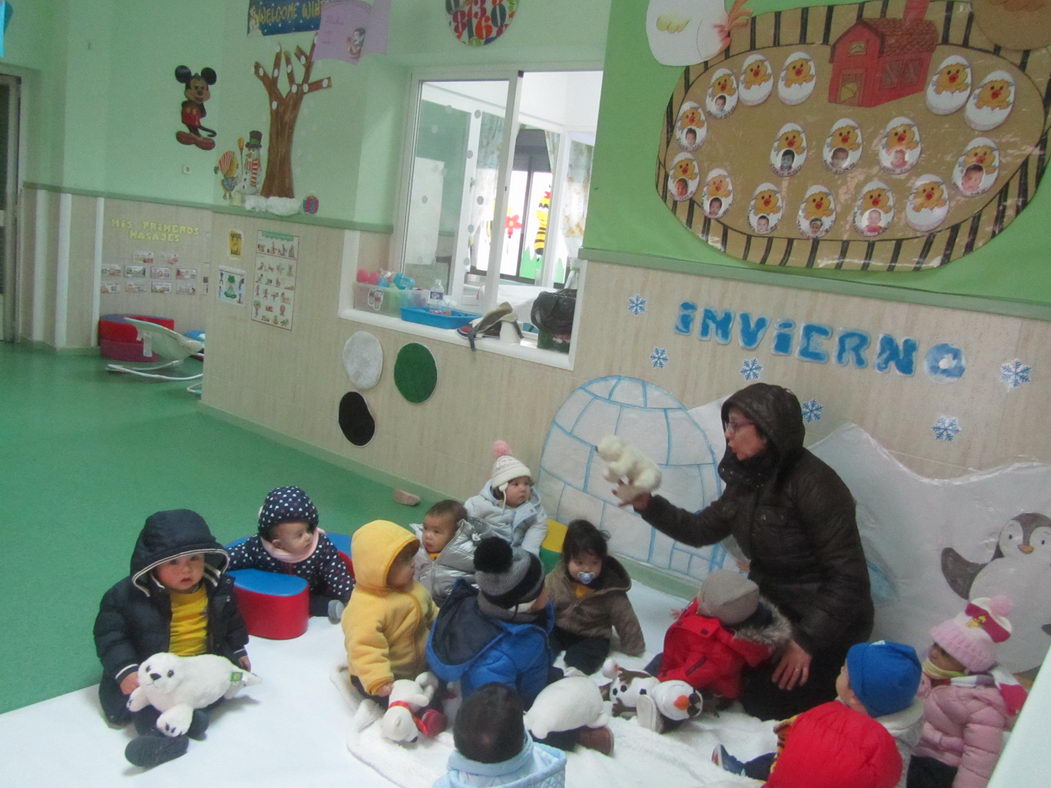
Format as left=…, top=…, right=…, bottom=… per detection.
left=618, top=382, right=873, bottom=720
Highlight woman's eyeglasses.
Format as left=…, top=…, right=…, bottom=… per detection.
left=724, top=419, right=755, bottom=435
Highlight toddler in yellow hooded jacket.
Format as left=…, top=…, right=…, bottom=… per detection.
left=344, top=520, right=438, bottom=699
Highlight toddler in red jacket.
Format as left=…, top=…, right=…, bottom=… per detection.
left=636, top=569, right=790, bottom=732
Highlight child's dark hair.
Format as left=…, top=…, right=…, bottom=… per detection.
left=427, top=499, right=468, bottom=523
left=562, top=519, right=609, bottom=562
left=453, top=683, right=525, bottom=763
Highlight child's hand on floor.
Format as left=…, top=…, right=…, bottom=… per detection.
left=238, top=656, right=252, bottom=672
left=120, top=672, right=140, bottom=695
left=670, top=607, right=683, bottom=619
left=375, top=682, right=393, bottom=698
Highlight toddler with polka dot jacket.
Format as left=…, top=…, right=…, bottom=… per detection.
left=226, top=486, right=354, bottom=622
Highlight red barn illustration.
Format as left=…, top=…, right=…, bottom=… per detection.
left=829, top=0, right=937, bottom=107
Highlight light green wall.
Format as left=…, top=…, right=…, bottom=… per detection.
left=586, top=0, right=1051, bottom=310
left=6, top=0, right=609, bottom=228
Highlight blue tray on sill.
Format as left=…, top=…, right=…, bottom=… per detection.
left=400, top=305, right=479, bottom=329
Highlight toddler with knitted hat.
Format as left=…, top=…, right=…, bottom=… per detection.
left=907, top=596, right=1028, bottom=788
left=226, top=486, right=354, bottom=622
left=636, top=569, right=791, bottom=733
left=715, top=639, right=923, bottom=788
left=427, top=536, right=553, bottom=706
left=464, top=441, right=548, bottom=555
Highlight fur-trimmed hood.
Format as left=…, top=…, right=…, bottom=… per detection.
left=731, top=595, right=793, bottom=654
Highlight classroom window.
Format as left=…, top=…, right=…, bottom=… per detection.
left=391, top=69, right=601, bottom=316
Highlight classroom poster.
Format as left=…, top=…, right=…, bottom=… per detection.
left=217, top=265, right=246, bottom=306
left=252, top=229, right=298, bottom=330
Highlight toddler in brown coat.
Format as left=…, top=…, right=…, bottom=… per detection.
left=544, top=520, right=645, bottom=674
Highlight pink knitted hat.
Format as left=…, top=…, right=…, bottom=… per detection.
left=489, top=440, right=531, bottom=492
left=930, top=596, right=1013, bottom=673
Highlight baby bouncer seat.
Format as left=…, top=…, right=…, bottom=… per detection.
left=104, top=318, right=204, bottom=394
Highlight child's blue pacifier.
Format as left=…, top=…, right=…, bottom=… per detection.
left=576, top=571, right=596, bottom=585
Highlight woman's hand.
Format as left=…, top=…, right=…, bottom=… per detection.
left=771, top=639, right=812, bottom=690
left=612, top=484, right=650, bottom=511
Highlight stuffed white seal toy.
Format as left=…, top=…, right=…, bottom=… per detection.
left=126, top=652, right=260, bottom=737
left=524, top=675, right=610, bottom=739
left=381, top=671, right=444, bottom=743
left=597, top=435, right=662, bottom=502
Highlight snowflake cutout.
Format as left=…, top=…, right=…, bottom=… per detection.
left=650, top=347, right=669, bottom=368
left=931, top=416, right=961, bottom=442
left=740, top=358, right=763, bottom=381
left=627, top=294, right=647, bottom=316
left=802, top=398, right=824, bottom=423
left=1000, top=359, right=1031, bottom=390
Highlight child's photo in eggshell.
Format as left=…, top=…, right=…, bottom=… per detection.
left=668, top=152, right=701, bottom=201
left=925, top=55, right=972, bottom=115
left=823, top=118, right=863, bottom=173
left=777, top=52, right=816, bottom=105
left=952, top=137, right=999, bottom=197
left=706, top=68, right=739, bottom=118
left=769, top=123, right=808, bottom=177
left=675, top=102, right=707, bottom=151
left=702, top=168, right=734, bottom=218
left=853, top=181, right=894, bottom=237
left=965, top=71, right=1015, bottom=132
left=748, top=183, right=783, bottom=233
left=878, top=117, right=922, bottom=175
left=797, top=185, right=836, bottom=238
left=905, top=174, right=950, bottom=232
left=739, top=54, right=774, bottom=107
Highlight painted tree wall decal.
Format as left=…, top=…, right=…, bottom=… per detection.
left=253, top=38, right=332, bottom=199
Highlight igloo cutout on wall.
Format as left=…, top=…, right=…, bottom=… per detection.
left=537, top=376, right=725, bottom=580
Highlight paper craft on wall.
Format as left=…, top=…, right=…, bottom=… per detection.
left=174, top=66, right=218, bottom=151
left=646, top=0, right=753, bottom=65
left=447, top=0, right=518, bottom=47
left=316, top=0, right=390, bottom=64
left=252, top=39, right=332, bottom=199
left=655, top=0, right=1051, bottom=271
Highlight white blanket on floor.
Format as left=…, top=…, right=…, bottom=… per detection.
left=332, top=665, right=771, bottom=787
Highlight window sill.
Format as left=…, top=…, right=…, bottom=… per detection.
left=337, top=307, right=575, bottom=370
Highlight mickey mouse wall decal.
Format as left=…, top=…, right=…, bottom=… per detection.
left=175, top=65, right=217, bottom=150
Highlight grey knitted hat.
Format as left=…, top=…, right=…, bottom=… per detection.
left=697, top=569, right=759, bottom=625
left=474, top=537, right=544, bottom=609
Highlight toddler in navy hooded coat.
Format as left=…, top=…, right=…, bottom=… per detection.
left=93, top=509, right=250, bottom=768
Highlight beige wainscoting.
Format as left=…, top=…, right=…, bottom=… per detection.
left=199, top=217, right=1051, bottom=504
left=19, top=188, right=214, bottom=349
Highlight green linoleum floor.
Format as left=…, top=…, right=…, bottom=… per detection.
left=0, top=343, right=432, bottom=713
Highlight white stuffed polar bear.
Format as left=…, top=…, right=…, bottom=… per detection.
left=127, top=652, right=260, bottom=737
left=381, top=671, right=442, bottom=743
left=597, top=435, right=661, bottom=502
left=524, top=675, right=610, bottom=739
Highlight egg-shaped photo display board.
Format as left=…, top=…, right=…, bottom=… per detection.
left=655, top=0, right=1051, bottom=271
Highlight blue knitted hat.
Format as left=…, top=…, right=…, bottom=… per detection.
left=258, top=486, right=319, bottom=537
left=846, top=640, right=921, bottom=718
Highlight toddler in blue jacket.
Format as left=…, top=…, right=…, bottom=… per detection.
left=427, top=537, right=552, bottom=707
